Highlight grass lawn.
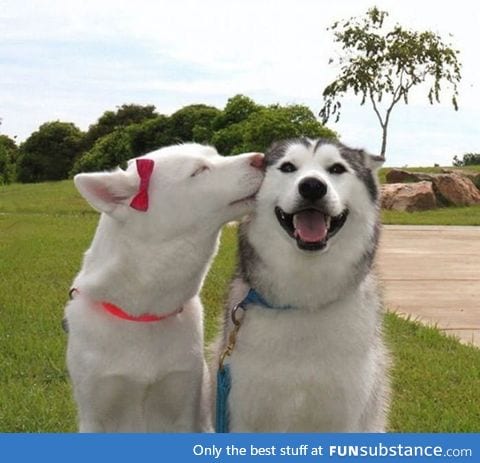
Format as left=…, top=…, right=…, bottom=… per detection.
left=0, top=180, right=479, bottom=432
left=382, top=205, right=480, bottom=225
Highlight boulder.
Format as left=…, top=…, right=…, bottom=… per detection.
left=459, top=171, right=480, bottom=189
left=385, top=169, right=420, bottom=183
left=381, top=182, right=437, bottom=212
left=385, top=169, right=435, bottom=183
left=431, top=174, right=480, bottom=206
left=442, top=169, right=480, bottom=189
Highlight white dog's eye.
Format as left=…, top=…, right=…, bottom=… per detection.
left=190, top=165, right=210, bottom=177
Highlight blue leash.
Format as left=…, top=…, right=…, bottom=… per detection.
left=215, top=288, right=293, bottom=433
left=215, top=364, right=231, bottom=433
left=240, top=288, right=293, bottom=311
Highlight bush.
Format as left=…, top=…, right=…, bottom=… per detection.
left=0, top=135, right=18, bottom=184
left=128, top=115, right=173, bottom=155
left=212, top=103, right=337, bottom=155
left=17, top=122, right=84, bottom=183
left=72, top=116, right=176, bottom=174
left=212, top=95, right=260, bottom=130
left=83, top=104, right=158, bottom=151
left=452, top=153, right=480, bottom=167
left=71, top=128, right=132, bottom=174
left=24, top=95, right=339, bottom=179
left=168, top=104, right=221, bottom=143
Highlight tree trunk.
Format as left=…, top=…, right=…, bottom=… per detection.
left=380, top=124, right=388, bottom=158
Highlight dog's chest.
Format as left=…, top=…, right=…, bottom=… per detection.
left=66, top=299, right=203, bottom=380
left=226, top=304, right=376, bottom=432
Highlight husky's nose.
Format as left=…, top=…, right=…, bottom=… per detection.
left=249, top=153, right=265, bottom=170
left=298, top=177, right=327, bottom=201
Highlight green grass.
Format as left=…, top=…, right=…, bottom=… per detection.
left=382, top=205, right=480, bottom=225
left=0, top=180, right=479, bottom=432
left=0, top=181, right=95, bottom=215
left=385, top=313, right=480, bottom=432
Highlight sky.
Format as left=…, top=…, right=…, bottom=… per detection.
left=1, top=0, right=479, bottom=166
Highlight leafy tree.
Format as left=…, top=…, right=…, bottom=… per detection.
left=83, top=104, right=158, bottom=150
left=128, top=115, right=173, bottom=155
left=213, top=94, right=260, bottom=130
left=320, top=7, right=462, bottom=158
left=72, top=115, right=176, bottom=174
left=17, top=122, right=84, bottom=182
left=213, top=104, right=337, bottom=155
left=73, top=97, right=337, bottom=173
left=211, top=122, right=250, bottom=155
left=168, top=104, right=221, bottom=143
left=452, top=153, right=480, bottom=167
left=71, top=128, right=132, bottom=174
left=0, top=135, right=18, bottom=184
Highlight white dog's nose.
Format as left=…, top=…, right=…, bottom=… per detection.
left=249, top=153, right=265, bottom=170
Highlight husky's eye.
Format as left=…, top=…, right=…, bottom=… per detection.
left=279, top=162, right=297, bottom=173
left=190, top=165, right=209, bottom=177
left=328, top=163, right=347, bottom=175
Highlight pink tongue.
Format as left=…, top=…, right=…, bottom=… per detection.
left=294, top=210, right=327, bottom=242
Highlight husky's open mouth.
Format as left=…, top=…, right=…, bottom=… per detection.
left=274, top=206, right=349, bottom=251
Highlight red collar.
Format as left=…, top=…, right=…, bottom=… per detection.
left=69, top=288, right=183, bottom=323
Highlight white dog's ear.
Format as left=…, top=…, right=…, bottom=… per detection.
left=74, top=169, right=138, bottom=215
left=365, top=154, right=385, bottom=171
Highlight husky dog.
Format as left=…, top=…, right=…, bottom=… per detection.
left=215, top=138, right=389, bottom=432
left=65, top=144, right=264, bottom=432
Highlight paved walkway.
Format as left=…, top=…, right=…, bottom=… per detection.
left=376, top=225, right=480, bottom=347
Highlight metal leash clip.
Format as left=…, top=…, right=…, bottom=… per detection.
left=219, top=302, right=246, bottom=370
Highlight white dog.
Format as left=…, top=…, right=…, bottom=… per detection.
left=214, top=138, right=389, bottom=432
left=65, top=143, right=264, bottom=432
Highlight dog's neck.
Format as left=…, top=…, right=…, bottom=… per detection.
left=74, top=214, right=221, bottom=316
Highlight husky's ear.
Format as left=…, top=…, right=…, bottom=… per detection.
left=74, top=168, right=138, bottom=215
left=365, top=153, right=385, bottom=171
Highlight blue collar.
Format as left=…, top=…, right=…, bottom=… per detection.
left=240, top=288, right=293, bottom=310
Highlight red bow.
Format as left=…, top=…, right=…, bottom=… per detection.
left=130, top=158, right=154, bottom=211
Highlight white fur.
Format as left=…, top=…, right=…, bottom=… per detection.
left=214, top=142, right=390, bottom=432
left=66, top=143, right=264, bottom=432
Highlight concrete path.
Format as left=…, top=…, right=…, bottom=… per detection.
left=376, top=225, right=480, bottom=347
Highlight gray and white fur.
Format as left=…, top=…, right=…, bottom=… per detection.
left=213, top=138, right=390, bottom=432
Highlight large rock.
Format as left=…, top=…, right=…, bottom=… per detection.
left=385, top=169, right=434, bottom=183
left=460, top=171, right=480, bottom=189
left=431, top=174, right=480, bottom=206
left=442, top=169, right=480, bottom=189
left=381, top=182, right=437, bottom=212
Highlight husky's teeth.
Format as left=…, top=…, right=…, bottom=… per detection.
left=293, top=214, right=298, bottom=229
left=325, top=215, right=331, bottom=229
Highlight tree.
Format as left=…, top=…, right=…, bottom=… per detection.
left=0, top=134, right=18, bottom=184
left=213, top=103, right=337, bottom=155
left=73, top=96, right=337, bottom=173
left=128, top=115, right=173, bottom=155
left=452, top=153, right=480, bottom=167
left=320, top=7, right=461, bottom=158
left=72, top=115, right=176, bottom=174
left=83, top=104, right=158, bottom=150
left=212, top=94, right=260, bottom=130
left=17, top=122, right=84, bottom=182
left=71, top=128, right=132, bottom=174
left=167, top=104, right=221, bottom=143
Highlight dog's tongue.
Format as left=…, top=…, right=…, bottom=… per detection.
left=293, top=210, right=327, bottom=243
